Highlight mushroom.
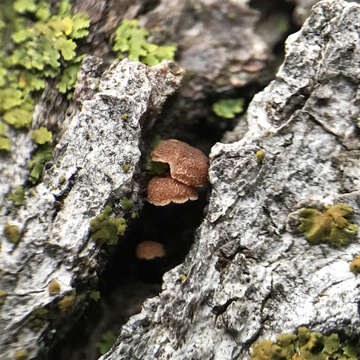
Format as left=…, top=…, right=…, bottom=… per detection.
left=151, top=139, right=209, bottom=188
left=136, top=241, right=166, bottom=260
left=147, top=176, right=198, bottom=206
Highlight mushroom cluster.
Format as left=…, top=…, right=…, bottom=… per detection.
left=147, top=139, right=209, bottom=206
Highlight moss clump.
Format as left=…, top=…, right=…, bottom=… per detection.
left=27, top=144, right=53, bottom=184
left=31, top=126, right=52, bottom=144
left=48, top=280, right=61, bottom=295
left=4, top=223, right=21, bottom=244
left=8, top=186, right=25, bottom=206
left=256, top=150, right=265, bottom=164
left=298, top=203, right=358, bottom=247
left=57, top=295, right=75, bottom=313
left=113, top=19, right=176, bottom=66
left=14, top=349, right=28, bottom=360
left=90, top=205, right=127, bottom=246
left=350, top=254, right=360, bottom=273
left=0, top=290, right=7, bottom=307
left=120, top=197, right=132, bottom=211
left=251, top=327, right=360, bottom=360
left=212, top=98, right=244, bottom=119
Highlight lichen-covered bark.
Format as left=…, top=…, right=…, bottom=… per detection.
left=0, top=58, right=183, bottom=360
left=101, top=1, right=360, bottom=359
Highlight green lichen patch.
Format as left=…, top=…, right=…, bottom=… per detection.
left=31, top=126, right=52, bottom=144
left=0, top=0, right=90, bottom=132
left=14, top=349, right=28, bottom=360
left=27, top=306, right=49, bottom=332
left=120, top=197, right=132, bottom=211
left=4, top=223, right=21, bottom=244
left=251, top=326, right=360, bottom=360
left=0, top=290, right=7, bottom=307
left=113, top=19, right=176, bottom=66
left=57, top=294, right=75, bottom=313
left=350, top=254, right=360, bottom=273
left=48, top=280, right=61, bottom=296
left=96, top=330, right=116, bottom=355
left=89, top=290, right=101, bottom=302
left=212, top=98, right=244, bottom=119
left=8, top=186, right=25, bottom=206
left=298, top=203, right=358, bottom=247
left=0, top=136, right=11, bottom=151
left=122, top=164, right=129, bottom=173
left=90, top=205, right=127, bottom=246
left=256, top=150, right=265, bottom=164
left=27, top=144, right=53, bottom=184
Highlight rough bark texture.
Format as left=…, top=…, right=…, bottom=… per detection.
left=0, top=58, right=183, bottom=360
left=101, top=1, right=360, bottom=359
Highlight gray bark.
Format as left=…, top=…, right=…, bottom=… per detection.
left=101, top=1, right=360, bottom=359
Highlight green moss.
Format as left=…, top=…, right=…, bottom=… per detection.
left=8, top=186, right=25, bottom=206
left=31, top=126, right=52, bottom=144
left=96, top=330, right=116, bottom=355
left=0, top=290, right=7, bottom=307
left=256, top=150, right=265, bottom=164
left=212, top=98, right=244, bottom=119
left=120, top=197, right=132, bottom=211
left=298, top=203, right=358, bottom=247
left=14, top=349, right=28, bottom=360
left=58, top=295, right=75, bottom=313
left=251, top=327, right=360, bottom=360
left=4, top=223, right=21, bottom=244
left=27, top=144, right=53, bottom=184
left=48, top=280, right=61, bottom=296
left=113, top=19, right=176, bottom=66
left=90, top=205, right=127, bottom=246
left=350, top=254, right=360, bottom=273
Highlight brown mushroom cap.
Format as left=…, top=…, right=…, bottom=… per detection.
left=147, top=176, right=198, bottom=206
left=151, top=139, right=209, bottom=187
left=136, top=241, right=165, bottom=260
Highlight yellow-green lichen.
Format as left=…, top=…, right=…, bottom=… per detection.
left=0, top=136, right=11, bottom=151
left=113, top=19, right=176, bottom=66
left=89, top=290, right=101, bottom=302
left=0, top=290, right=7, bottom=307
left=31, top=126, right=52, bottom=144
left=7, top=186, right=25, bottom=206
left=120, top=197, right=132, bottom=211
left=350, top=254, right=360, bottom=273
left=251, top=326, right=360, bottom=360
left=0, top=0, right=89, bottom=133
left=48, top=280, right=61, bottom=296
left=96, top=330, right=116, bottom=355
left=256, top=150, right=265, bottom=164
left=14, top=349, right=28, bottom=360
left=298, top=203, right=358, bottom=247
left=27, top=306, right=49, bottom=332
left=4, top=223, right=21, bottom=244
left=90, top=205, right=127, bottom=246
left=122, top=164, right=129, bottom=173
left=27, top=144, right=53, bottom=184
left=58, top=295, right=75, bottom=313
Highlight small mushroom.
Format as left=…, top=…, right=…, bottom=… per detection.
left=147, top=176, right=198, bottom=206
left=136, top=241, right=165, bottom=260
left=151, top=139, right=209, bottom=187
